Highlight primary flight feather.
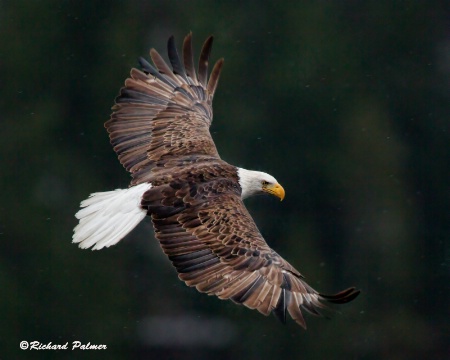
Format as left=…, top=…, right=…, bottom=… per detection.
left=73, top=33, right=359, bottom=328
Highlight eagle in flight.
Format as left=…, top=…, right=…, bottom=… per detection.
left=73, top=33, right=359, bottom=328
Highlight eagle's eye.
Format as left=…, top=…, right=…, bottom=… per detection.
left=261, top=180, right=269, bottom=186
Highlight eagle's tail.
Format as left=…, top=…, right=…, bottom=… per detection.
left=73, top=183, right=152, bottom=250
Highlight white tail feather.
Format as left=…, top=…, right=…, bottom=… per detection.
left=73, top=183, right=152, bottom=250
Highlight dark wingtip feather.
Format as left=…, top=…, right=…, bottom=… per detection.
left=207, top=58, right=224, bottom=97
left=198, top=35, right=214, bottom=87
left=138, top=56, right=173, bottom=87
left=167, top=35, right=188, bottom=81
left=272, top=289, right=291, bottom=324
left=183, top=32, right=197, bottom=82
left=320, top=287, right=361, bottom=304
left=138, top=56, right=156, bottom=75
left=301, top=301, right=323, bottom=317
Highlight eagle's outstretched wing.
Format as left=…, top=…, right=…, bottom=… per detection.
left=105, top=33, right=224, bottom=185
left=142, top=176, right=360, bottom=328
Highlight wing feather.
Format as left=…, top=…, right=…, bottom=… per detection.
left=207, top=58, right=224, bottom=97
left=198, top=36, right=213, bottom=87
left=137, top=57, right=173, bottom=87
left=182, top=32, right=198, bottom=85
left=167, top=35, right=188, bottom=82
left=149, top=48, right=182, bottom=87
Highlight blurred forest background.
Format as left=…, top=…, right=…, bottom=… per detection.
left=1, top=1, right=449, bottom=359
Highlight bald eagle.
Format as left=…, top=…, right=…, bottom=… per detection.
left=73, top=33, right=359, bottom=328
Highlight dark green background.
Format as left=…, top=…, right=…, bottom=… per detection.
left=1, top=1, right=448, bottom=359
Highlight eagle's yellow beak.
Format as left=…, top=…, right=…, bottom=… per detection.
left=263, top=183, right=285, bottom=201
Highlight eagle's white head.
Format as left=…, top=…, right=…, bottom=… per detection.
left=237, top=168, right=285, bottom=201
